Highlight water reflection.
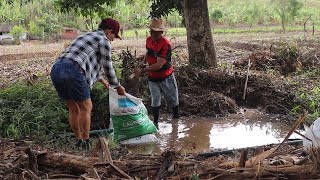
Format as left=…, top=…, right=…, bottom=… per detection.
left=127, top=109, right=301, bottom=154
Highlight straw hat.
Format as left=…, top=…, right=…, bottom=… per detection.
left=147, top=18, right=166, bottom=32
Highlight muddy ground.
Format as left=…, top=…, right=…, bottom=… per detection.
left=1, top=31, right=320, bottom=179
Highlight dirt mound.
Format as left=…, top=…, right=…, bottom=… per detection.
left=217, top=41, right=264, bottom=52
left=180, top=87, right=238, bottom=116
left=175, top=66, right=299, bottom=116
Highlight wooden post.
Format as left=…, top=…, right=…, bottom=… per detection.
left=242, top=58, right=251, bottom=100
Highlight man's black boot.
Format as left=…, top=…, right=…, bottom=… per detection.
left=172, top=105, right=180, bottom=119
left=152, top=106, right=160, bottom=127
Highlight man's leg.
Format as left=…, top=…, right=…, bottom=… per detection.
left=66, top=100, right=81, bottom=139
left=172, top=105, right=180, bottom=118
left=148, top=81, right=162, bottom=126
left=161, top=74, right=180, bottom=118
left=152, top=106, right=160, bottom=126
left=76, top=98, right=92, bottom=140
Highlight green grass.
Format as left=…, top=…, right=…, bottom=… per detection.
left=123, top=25, right=320, bottom=38
left=0, top=77, right=113, bottom=140
left=208, top=0, right=320, bottom=8
left=0, top=77, right=68, bottom=139
left=122, top=27, right=187, bottom=38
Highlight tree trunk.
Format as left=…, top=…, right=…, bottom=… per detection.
left=183, top=0, right=217, bottom=68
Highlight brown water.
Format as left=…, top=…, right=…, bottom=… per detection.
left=127, top=109, right=302, bottom=155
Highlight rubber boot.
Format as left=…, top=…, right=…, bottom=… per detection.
left=172, top=105, right=180, bottom=119
left=152, top=106, right=160, bottom=128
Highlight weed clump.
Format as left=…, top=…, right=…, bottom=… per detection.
left=0, top=77, right=112, bottom=139
left=0, top=77, right=68, bottom=139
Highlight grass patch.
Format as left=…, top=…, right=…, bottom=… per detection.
left=0, top=77, right=68, bottom=139
left=123, top=25, right=320, bottom=38
left=0, top=77, right=112, bottom=140
left=292, top=80, right=320, bottom=123
left=123, top=27, right=187, bottom=38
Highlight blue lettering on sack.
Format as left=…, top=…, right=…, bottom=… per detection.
left=118, top=98, right=136, bottom=107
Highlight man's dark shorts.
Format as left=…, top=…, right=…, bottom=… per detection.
left=50, top=58, right=90, bottom=101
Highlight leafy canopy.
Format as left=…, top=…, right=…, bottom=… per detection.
left=55, top=0, right=116, bottom=18
left=150, top=0, right=183, bottom=18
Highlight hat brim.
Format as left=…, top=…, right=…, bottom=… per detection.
left=115, top=34, right=122, bottom=40
left=147, top=26, right=166, bottom=32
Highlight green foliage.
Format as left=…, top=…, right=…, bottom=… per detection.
left=131, top=14, right=149, bottom=28
left=91, top=83, right=111, bottom=129
left=211, top=9, right=223, bottom=23
left=0, top=77, right=115, bottom=139
left=150, top=0, right=184, bottom=19
left=0, top=78, right=68, bottom=139
left=191, top=174, right=200, bottom=180
left=242, top=1, right=261, bottom=28
left=0, top=0, right=27, bottom=24
left=55, top=0, right=116, bottom=17
left=55, top=0, right=116, bottom=29
left=10, top=25, right=26, bottom=44
left=293, top=84, right=320, bottom=123
left=164, top=10, right=183, bottom=27
left=10, top=25, right=26, bottom=39
left=28, top=20, right=42, bottom=37
left=272, top=0, right=304, bottom=32
left=36, top=14, right=62, bottom=36
left=2, top=0, right=319, bottom=37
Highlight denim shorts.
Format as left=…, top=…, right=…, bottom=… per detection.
left=50, top=58, right=90, bottom=101
left=148, top=73, right=179, bottom=108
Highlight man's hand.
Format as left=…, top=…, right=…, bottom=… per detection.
left=132, top=68, right=143, bottom=78
left=100, top=78, right=110, bottom=89
left=116, top=85, right=126, bottom=95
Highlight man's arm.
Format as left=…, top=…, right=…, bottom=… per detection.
left=99, top=40, right=119, bottom=86
left=141, top=57, right=166, bottom=73
left=99, top=40, right=125, bottom=95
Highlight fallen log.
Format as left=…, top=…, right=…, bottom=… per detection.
left=37, top=152, right=160, bottom=171
left=197, top=139, right=303, bottom=157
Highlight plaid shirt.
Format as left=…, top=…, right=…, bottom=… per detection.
left=59, top=30, right=119, bottom=89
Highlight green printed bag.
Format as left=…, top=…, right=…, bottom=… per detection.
left=109, top=89, right=157, bottom=141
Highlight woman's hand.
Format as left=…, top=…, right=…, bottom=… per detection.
left=116, top=85, right=126, bottom=95
left=100, top=78, right=110, bottom=89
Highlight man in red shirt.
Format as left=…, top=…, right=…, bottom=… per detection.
left=134, top=18, right=179, bottom=127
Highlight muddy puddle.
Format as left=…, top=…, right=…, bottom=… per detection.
left=127, top=109, right=302, bottom=155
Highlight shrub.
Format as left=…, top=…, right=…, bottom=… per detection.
left=211, top=9, right=223, bottom=23
left=0, top=77, right=112, bottom=139
left=29, top=20, right=43, bottom=37
left=9, top=25, right=26, bottom=44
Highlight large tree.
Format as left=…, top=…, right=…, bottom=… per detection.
left=151, top=0, right=217, bottom=68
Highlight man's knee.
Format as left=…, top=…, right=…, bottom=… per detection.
left=67, top=100, right=80, bottom=113
left=77, top=99, right=92, bottom=112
